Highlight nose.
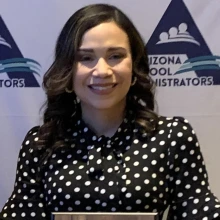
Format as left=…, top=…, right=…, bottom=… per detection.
left=93, top=58, right=112, bottom=77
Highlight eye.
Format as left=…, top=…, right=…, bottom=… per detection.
left=78, top=55, right=94, bottom=62
left=109, top=54, right=125, bottom=60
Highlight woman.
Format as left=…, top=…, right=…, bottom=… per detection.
left=0, top=3, right=220, bottom=220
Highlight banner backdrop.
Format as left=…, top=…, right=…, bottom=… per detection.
left=0, top=0, right=219, bottom=210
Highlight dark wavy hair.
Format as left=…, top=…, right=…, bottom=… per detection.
left=38, top=3, right=158, bottom=154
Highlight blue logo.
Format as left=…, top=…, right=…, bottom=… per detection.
left=0, top=16, right=41, bottom=88
left=147, top=0, right=220, bottom=86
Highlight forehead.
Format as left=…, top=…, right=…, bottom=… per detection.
left=80, top=22, right=130, bottom=49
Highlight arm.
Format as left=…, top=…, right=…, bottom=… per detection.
left=167, top=117, right=220, bottom=220
left=0, top=127, right=50, bottom=220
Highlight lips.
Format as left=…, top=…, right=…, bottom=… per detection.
left=88, top=83, right=117, bottom=91
left=87, top=83, right=118, bottom=95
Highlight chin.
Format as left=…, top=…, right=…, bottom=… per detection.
left=87, top=99, right=125, bottom=111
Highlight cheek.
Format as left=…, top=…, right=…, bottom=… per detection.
left=73, top=67, right=88, bottom=87
left=115, top=61, right=132, bottom=83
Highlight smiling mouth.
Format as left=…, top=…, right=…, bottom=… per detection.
left=88, top=84, right=117, bottom=91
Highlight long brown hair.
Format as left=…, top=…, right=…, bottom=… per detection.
left=38, top=3, right=158, bottom=154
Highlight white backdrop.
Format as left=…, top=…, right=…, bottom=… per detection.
left=0, top=0, right=219, bottom=210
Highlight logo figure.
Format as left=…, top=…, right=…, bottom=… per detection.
left=147, top=0, right=220, bottom=86
left=0, top=16, right=41, bottom=88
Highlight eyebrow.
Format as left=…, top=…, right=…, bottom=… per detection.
left=77, top=47, right=127, bottom=52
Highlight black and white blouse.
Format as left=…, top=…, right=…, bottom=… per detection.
left=1, top=114, right=220, bottom=220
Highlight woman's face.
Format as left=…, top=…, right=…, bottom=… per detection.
left=73, top=21, right=133, bottom=111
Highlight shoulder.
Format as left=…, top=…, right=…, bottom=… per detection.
left=22, top=126, right=40, bottom=145
left=156, top=115, right=197, bottom=143
left=157, top=115, right=194, bottom=131
left=19, top=126, right=44, bottom=157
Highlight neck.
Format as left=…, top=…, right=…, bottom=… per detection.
left=80, top=101, right=126, bottom=137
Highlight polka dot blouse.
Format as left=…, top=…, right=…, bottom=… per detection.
left=1, top=115, right=220, bottom=220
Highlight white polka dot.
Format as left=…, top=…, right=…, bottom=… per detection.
left=69, top=170, right=74, bottom=175
left=157, top=181, right=162, bottom=186
left=182, top=202, right=187, bottom=207
left=192, top=209, right=198, bottom=215
left=108, top=168, right=113, bottom=173
left=126, top=179, right=131, bottom=185
left=143, top=167, right=148, bottom=172
left=182, top=212, right=187, bottom=217
left=204, top=206, right=209, bottom=211
left=214, top=213, right=219, bottom=218
left=176, top=180, right=181, bottom=185
left=76, top=175, right=82, bottom=180
left=97, top=159, right=102, bottom=164
left=126, top=206, right=132, bottom=210
left=133, top=139, right=139, bottom=144
left=135, top=186, right=141, bottom=191
left=100, top=189, right=106, bottom=194
left=125, top=167, right=130, bottom=173
left=151, top=137, right=156, bottom=141
left=171, top=141, right=176, bottom=146
left=126, top=193, right=132, bottom=198
left=109, top=181, right=114, bottom=186
left=167, top=123, right=172, bottom=127
left=193, top=176, right=198, bottom=181
left=142, top=144, right=148, bottom=148
left=142, top=154, right=148, bottom=159
left=196, top=188, right=201, bottom=193
left=160, top=153, right=165, bottom=158
left=185, top=184, right=191, bottom=189
left=188, top=137, right=193, bottom=142
left=109, top=194, right=115, bottom=199
left=63, top=165, right=68, bottom=169
left=194, top=198, right=199, bottom=204
left=84, top=193, right=90, bottom=198
left=125, top=156, right=130, bottom=161
left=134, top=161, right=139, bottom=166
left=160, top=141, right=165, bottom=145
left=31, top=212, right=36, bottom=217
left=181, top=145, right=186, bottom=150
left=190, top=150, right=195, bottom=155
left=159, top=167, right=164, bottom=172
left=59, top=176, right=64, bottom=180
left=144, top=179, right=150, bottom=184
left=177, top=132, right=183, bottom=137
left=136, top=199, right=142, bottom=204
left=173, top=122, right=178, bottom=126
left=134, top=173, right=140, bottom=178
left=178, top=192, right=183, bottom=197
left=152, top=173, right=157, bottom=178
left=145, top=192, right=150, bottom=197
left=182, top=158, right=188, bottom=163
left=65, top=194, right=70, bottom=199
left=205, top=197, right=210, bottom=202
left=66, top=181, right=71, bottom=186
left=134, top=150, right=139, bottom=155
left=151, top=148, right=156, bottom=153
left=151, top=160, right=157, bottom=165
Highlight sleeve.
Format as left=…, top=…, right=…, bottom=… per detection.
left=0, top=126, right=50, bottom=220
left=167, top=117, right=220, bottom=220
